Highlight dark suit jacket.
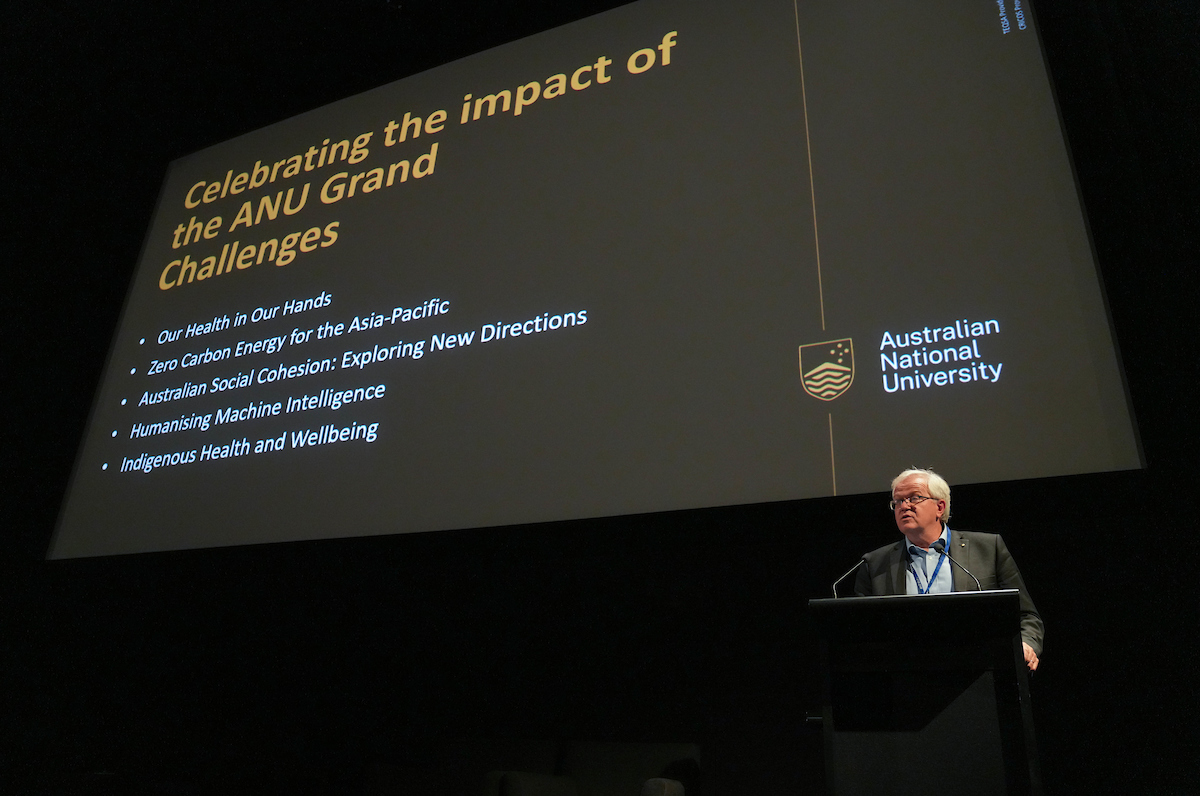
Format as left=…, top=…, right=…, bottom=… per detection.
left=853, top=528, right=1044, bottom=655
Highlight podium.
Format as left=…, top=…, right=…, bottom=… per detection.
left=809, top=590, right=1041, bottom=796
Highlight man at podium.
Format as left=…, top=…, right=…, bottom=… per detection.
left=854, top=468, right=1045, bottom=671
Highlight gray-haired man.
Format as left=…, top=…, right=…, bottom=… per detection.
left=854, top=468, right=1044, bottom=671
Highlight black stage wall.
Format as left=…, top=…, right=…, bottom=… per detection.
left=3, top=1, right=1197, bottom=793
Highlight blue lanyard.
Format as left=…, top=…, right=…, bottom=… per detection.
left=908, top=542, right=947, bottom=594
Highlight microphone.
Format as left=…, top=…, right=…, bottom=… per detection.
left=932, top=539, right=982, bottom=591
left=831, top=558, right=865, bottom=598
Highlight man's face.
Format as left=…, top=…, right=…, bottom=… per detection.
left=892, top=475, right=946, bottom=543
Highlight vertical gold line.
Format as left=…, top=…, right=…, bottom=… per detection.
left=828, top=412, right=837, bottom=495
left=794, top=0, right=825, bottom=331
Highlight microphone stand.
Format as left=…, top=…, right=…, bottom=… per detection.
left=831, top=559, right=864, bottom=598
left=933, top=539, right=982, bottom=591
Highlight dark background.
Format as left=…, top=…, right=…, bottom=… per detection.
left=3, top=1, right=1197, bottom=794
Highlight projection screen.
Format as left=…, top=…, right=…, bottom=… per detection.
left=51, top=0, right=1140, bottom=558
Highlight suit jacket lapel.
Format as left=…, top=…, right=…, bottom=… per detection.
left=950, top=529, right=974, bottom=592
left=888, top=541, right=908, bottom=594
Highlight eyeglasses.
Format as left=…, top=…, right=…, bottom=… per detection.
left=889, top=494, right=938, bottom=511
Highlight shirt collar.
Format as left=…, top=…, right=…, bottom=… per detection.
left=906, top=524, right=950, bottom=557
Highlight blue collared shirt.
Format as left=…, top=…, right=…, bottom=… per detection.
left=904, top=525, right=953, bottom=595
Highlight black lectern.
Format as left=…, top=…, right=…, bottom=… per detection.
left=809, top=590, right=1040, bottom=796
